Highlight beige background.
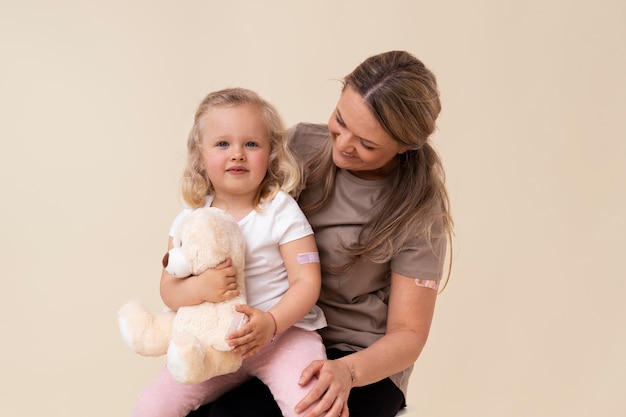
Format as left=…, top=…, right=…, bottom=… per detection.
left=1, top=0, right=625, bottom=416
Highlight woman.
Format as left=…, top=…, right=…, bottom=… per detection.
left=189, top=50, right=453, bottom=417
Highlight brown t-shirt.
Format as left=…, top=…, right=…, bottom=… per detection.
left=289, top=123, right=446, bottom=395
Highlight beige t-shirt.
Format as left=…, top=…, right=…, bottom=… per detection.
left=290, top=123, right=446, bottom=395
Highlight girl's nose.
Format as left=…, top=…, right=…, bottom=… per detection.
left=230, top=147, right=245, bottom=161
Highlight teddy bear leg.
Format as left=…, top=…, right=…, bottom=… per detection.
left=201, top=349, right=243, bottom=380
left=167, top=333, right=206, bottom=384
left=118, top=301, right=174, bottom=356
left=168, top=336, right=243, bottom=384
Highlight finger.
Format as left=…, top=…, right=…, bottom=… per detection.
left=234, top=304, right=253, bottom=315
left=239, top=339, right=260, bottom=356
left=222, top=282, right=239, bottom=293
left=301, top=389, right=335, bottom=417
left=328, top=398, right=346, bottom=417
left=215, top=258, right=232, bottom=269
left=298, top=361, right=323, bottom=386
left=241, top=345, right=260, bottom=359
left=224, top=288, right=240, bottom=298
left=217, top=290, right=239, bottom=303
left=295, top=374, right=327, bottom=413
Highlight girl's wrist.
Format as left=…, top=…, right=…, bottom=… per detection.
left=267, top=311, right=278, bottom=342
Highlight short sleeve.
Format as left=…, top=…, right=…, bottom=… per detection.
left=391, top=228, right=447, bottom=281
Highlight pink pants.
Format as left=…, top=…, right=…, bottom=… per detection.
left=131, top=327, right=325, bottom=417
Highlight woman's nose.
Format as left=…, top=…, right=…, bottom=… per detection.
left=335, top=131, right=356, bottom=151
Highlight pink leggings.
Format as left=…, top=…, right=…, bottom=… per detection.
left=131, top=327, right=326, bottom=417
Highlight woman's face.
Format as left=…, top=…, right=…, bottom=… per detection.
left=328, top=85, right=408, bottom=180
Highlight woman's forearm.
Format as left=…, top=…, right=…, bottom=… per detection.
left=338, top=328, right=428, bottom=387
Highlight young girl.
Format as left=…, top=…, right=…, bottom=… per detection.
left=131, top=88, right=327, bottom=417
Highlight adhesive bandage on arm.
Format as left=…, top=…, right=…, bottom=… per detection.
left=415, top=278, right=440, bottom=290
left=296, top=252, right=320, bottom=264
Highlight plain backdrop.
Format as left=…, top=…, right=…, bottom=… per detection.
left=1, top=1, right=625, bottom=416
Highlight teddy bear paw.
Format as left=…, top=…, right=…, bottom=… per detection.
left=168, top=335, right=208, bottom=384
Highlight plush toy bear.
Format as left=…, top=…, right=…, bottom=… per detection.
left=118, top=206, right=247, bottom=384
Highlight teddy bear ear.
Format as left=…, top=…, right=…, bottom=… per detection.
left=162, top=252, right=169, bottom=268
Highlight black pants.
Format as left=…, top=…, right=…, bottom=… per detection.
left=188, top=349, right=406, bottom=417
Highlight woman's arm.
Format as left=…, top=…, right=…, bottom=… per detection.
left=228, top=234, right=322, bottom=358
left=160, top=236, right=241, bottom=311
left=295, top=271, right=437, bottom=417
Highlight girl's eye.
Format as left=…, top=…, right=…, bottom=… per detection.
left=216, top=141, right=229, bottom=147
left=245, top=141, right=259, bottom=148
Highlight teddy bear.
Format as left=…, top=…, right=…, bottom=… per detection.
left=118, top=206, right=247, bottom=384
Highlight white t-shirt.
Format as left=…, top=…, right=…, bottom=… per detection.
left=169, top=190, right=326, bottom=331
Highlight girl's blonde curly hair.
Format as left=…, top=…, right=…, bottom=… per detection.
left=181, top=87, right=302, bottom=209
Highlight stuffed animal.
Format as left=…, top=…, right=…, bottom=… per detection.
left=118, top=206, right=247, bottom=384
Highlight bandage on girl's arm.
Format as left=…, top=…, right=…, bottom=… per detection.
left=296, top=252, right=320, bottom=264
left=269, top=238, right=322, bottom=336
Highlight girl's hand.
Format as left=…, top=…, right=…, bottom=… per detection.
left=294, top=359, right=352, bottom=417
left=197, top=258, right=239, bottom=303
left=227, top=305, right=275, bottom=359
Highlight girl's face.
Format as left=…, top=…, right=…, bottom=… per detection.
left=200, top=104, right=270, bottom=203
left=328, top=85, right=408, bottom=180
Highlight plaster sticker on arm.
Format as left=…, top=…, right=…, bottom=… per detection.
left=415, top=278, right=440, bottom=290
left=297, top=252, right=320, bottom=264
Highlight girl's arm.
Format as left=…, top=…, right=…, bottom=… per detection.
left=295, top=271, right=437, bottom=417
left=160, top=236, right=241, bottom=311
left=269, top=234, right=322, bottom=333
left=229, top=234, right=321, bottom=358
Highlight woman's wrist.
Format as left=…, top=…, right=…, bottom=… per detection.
left=337, top=358, right=356, bottom=387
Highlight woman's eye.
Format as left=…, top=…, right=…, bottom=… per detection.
left=335, top=115, right=346, bottom=127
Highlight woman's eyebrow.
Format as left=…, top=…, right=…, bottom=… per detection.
left=336, top=108, right=345, bottom=124
left=336, top=109, right=378, bottom=146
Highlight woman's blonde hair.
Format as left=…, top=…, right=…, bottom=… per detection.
left=301, top=51, right=454, bottom=285
left=181, top=87, right=302, bottom=208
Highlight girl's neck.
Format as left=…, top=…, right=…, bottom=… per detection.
left=210, top=194, right=256, bottom=221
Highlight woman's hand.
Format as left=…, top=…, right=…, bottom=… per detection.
left=227, top=305, right=275, bottom=359
left=294, top=359, right=353, bottom=417
left=197, top=258, right=240, bottom=303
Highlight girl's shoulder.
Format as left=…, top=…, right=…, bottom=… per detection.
left=261, top=189, right=300, bottom=212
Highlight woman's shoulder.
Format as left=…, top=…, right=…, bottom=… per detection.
left=288, top=123, right=329, bottom=155
left=289, top=122, right=329, bottom=136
